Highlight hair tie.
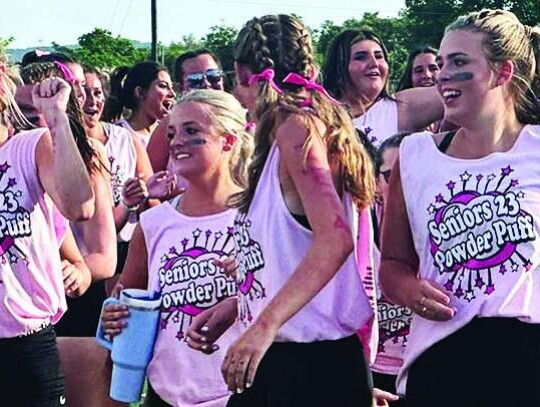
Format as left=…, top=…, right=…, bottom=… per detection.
left=248, top=68, right=283, bottom=94
left=244, top=121, right=256, bottom=132
left=282, top=72, right=341, bottom=106
left=54, top=61, right=74, bottom=83
left=35, top=49, right=51, bottom=58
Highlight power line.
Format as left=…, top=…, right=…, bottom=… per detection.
left=118, top=0, right=135, bottom=35
left=108, top=0, right=121, bottom=31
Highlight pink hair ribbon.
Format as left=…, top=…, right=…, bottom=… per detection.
left=282, top=72, right=341, bottom=106
left=248, top=68, right=283, bottom=94
left=54, top=61, right=74, bottom=83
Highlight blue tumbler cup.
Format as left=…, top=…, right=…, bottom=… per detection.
left=96, top=289, right=161, bottom=403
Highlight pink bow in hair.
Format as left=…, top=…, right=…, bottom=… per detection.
left=248, top=68, right=283, bottom=94
left=54, top=61, right=74, bottom=83
left=282, top=72, right=341, bottom=106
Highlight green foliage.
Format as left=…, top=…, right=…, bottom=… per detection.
left=201, top=24, right=239, bottom=74
left=67, top=28, right=148, bottom=70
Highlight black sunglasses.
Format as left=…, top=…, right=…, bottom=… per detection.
left=380, top=169, right=392, bottom=183
left=185, top=69, right=223, bottom=89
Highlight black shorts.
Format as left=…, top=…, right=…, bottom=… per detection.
left=227, top=335, right=373, bottom=407
left=406, top=317, right=540, bottom=407
left=0, top=325, right=66, bottom=406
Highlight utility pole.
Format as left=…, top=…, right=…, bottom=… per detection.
left=151, top=0, right=157, bottom=61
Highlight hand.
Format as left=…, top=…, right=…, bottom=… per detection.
left=221, top=320, right=277, bottom=392
left=122, top=176, right=148, bottom=209
left=62, top=260, right=84, bottom=298
left=214, top=255, right=239, bottom=279
left=100, top=302, right=130, bottom=338
left=372, top=387, right=400, bottom=407
left=187, top=297, right=238, bottom=354
left=147, top=170, right=176, bottom=199
left=406, top=278, right=455, bottom=321
left=32, top=77, right=71, bottom=114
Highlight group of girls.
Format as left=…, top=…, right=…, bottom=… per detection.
left=2, top=6, right=540, bottom=407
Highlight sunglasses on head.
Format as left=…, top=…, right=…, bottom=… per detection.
left=380, top=169, right=392, bottom=183
left=185, top=69, right=223, bottom=89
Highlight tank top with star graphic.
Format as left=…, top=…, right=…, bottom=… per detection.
left=233, top=143, right=373, bottom=343
left=141, top=200, right=242, bottom=407
left=0, top=128, right=67, bottom=338
left=102, top=122, right=138, bottom=242
left=396, top=126, right=540, bottom=395
left=353, top=98, right=398, bottom=148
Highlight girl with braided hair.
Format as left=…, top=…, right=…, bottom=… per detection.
left=188, top=14, right=376, bottom=406
left=380, top=9, right=540, bottom=406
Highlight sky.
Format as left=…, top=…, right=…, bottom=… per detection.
left=2, top=0, right=405, bottom=49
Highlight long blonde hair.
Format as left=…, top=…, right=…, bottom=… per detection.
left=176, top=89, right=254, bottom=188
left=446, top=9, right=540, bottom=124
left=231, top=14, right=375, bottom=213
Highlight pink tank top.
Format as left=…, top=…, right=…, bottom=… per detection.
left=141, top=200, right=242, bottom=406
left=0, top=128, right=66, bottom=338
left=397, top=126, right=540, bottom=394
left=234, top=143, right=373, bottom=342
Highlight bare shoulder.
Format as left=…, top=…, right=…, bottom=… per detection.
left=275, top=112, right=326, bottom=149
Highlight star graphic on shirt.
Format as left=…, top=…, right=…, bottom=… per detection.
left=517, top=191, right=525, bottom=199
left=364, top=126, right=372, bottom=135
left=108, top=156, right=115, bottom=164
left=0, top=162, right=10, bottom=173
left=476, top=174, right=484, bottom=182
left=215, top=231, right=223, bottom=239
left=181, top=238, right=189, bottom=246
left=460, top=171, right=472, bottom=182
left=15, top=191, right=22, bottom=198
left=484, top=284, right=495, bottom=295
left=510, top=179, right=519, bottom=187
left=160, top=319, right=168, bottom=330
left=427, top=204, right=437, bottom=215
left=464, top=290, right=475, bottom=303
left=193, top=229, right=202, bottom=238
left=169, top=247, right=176, bottom=254
left=9, top=254, right=18, bottom=264
left=175, top=331, right=184, bottom=340
left=435, top=194, right=444, bottom=203
left=454, top=287, right=464, bottom=298
left=499, top=265, right=507, bottom=275
left=511, top=263, right=519, bottom=273
left=160, top=255, right=169, bottom=263
left=446, top=181, right=456, bottom=190
left=474, top=278, right=485, bottom=288
left=524, top=260, right=533, bottom=272
left=205, top=229, right=212, bottom=237
left=487, top=174, right=496, bottom=181
left=173, top=315, right=179, bottom=323
left=443, top=280, right=453, bottom=291
left=7, top=178, right=17, bottom=188
left=227, top=227, right=235, bottom=235
left=501, top=166, right=513, bottom=177
left=370, top=136, right=378, bottom=143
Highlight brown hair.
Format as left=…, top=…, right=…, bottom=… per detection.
left=231, top=15, right=375, bottom=213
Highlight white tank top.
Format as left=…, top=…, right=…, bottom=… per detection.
left=397, top=126, right=540, bottom=394
left=353, top=98, right=399, bottom=148
left=233, top=143, right=373, bottom=342
left=102, top=122, right=138, bottom=241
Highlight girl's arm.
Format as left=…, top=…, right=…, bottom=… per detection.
left=73, top=142, right=117, bottom=281
left=59, top=228, right=91, bottom=298
left=379, top=157, right=454, bottom=319
left=35, top=78, right=94, bottom=221
left=146, top=117, right=170, bottom=173
left=395, top=86, right=444, bottom=133
left=100, top=225, right=149, bottom=336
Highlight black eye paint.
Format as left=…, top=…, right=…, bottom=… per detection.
left=184, top=139, right=207, bottom=146
left=438, top=72, right=474, bottom=83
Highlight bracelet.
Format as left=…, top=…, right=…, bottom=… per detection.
left=122, top=200, right=141, bottom=213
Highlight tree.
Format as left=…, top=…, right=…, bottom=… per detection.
left=71, top=28, right=148, bottom=70
left=202, top=24, right=238, bottom=73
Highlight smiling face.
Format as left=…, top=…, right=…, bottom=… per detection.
left=181, top=54, right=224, bottom=92
left=437, top=29, right=499, bottom=127
left=348, top=39, right=389, bottom=104
left=167, top=101, right=228, bottom=181
left=411, top=52, right=440, bottom=88
left=82, top=72, right=105, bottom=128
left=66, top=62, right=86, bottom=107
left=140, top=70, right=176, bottom=121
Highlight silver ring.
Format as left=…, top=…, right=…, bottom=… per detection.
left=421, top=305, right=427, bottom=313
